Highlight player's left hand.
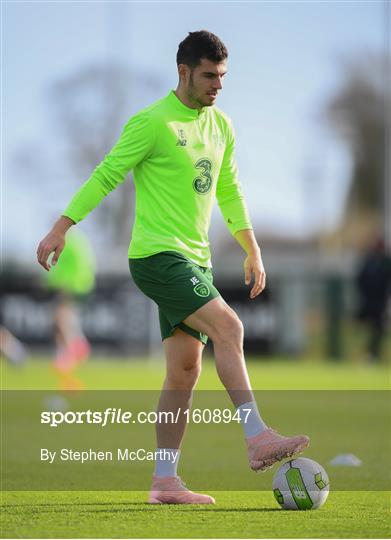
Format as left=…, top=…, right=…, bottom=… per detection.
left=244, top=252, right=266, bottom=299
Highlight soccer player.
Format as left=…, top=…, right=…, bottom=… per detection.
left=44, top=229, right=95, bottom=389
left=0, top=325, right=27, bottom=365
left=37, top=30, right=309, bottom=504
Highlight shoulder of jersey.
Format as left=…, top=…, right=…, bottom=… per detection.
left=211, top=105, right=231, bottom=122
left=129, top=96, right=167, bottom=122
left=210, top=105, right=233, bottom=128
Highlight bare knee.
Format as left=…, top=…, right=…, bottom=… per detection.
left=166, top=358, right=202, bottom=390
left=211, top=308, right=243, bottom=346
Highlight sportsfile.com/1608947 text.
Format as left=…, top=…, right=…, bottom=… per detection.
left=40, top=408, right=252, bottom=428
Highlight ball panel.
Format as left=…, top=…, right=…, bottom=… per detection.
left=273, top=488, right=284, bottom=505
left=315, top=472, right=327, bottom=489
left=285, top=467, right=314, bottom=510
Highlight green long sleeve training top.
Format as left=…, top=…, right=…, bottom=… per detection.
left=63, top=90, right=252, bottom=267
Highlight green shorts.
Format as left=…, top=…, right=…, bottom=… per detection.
left=129, top=251, right=220, bottom=344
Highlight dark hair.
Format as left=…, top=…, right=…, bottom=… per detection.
left=176, top=30, right=228, bottom=68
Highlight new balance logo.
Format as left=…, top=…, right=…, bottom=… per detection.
left=190, top=276, right=200, bottom=285
left=176, top=129, right=187, bottom=146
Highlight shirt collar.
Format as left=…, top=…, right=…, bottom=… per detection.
left=167, top=90, right=206, bottom=118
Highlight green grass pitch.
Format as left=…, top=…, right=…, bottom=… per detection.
left=1, top=356, right=390, bottom=538
left=2, top=490, right=389, bottom=539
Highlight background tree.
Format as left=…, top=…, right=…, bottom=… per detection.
left=324, top=53, right=390, bottom=244
left=48, top=63, right=163, bottom=246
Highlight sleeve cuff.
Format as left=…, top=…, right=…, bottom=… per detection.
left=62, top=210, right=81, bottom=224
left=227, top=221, right=253, bottom=235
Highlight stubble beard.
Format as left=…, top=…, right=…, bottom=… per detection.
left=187, top=73, right=211, bottom=108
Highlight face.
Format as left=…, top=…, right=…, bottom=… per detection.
left=180, top=58, right=227, bottom=107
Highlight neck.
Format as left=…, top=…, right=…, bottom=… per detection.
left=174, top=85, right=202, bottom=110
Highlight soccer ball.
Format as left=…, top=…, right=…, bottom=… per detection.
left=272, top=457, right=329, bottom=510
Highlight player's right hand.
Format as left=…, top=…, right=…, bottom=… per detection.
left=37, top=231, right=65, bottom=271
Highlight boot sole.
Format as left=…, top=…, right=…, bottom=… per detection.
left=251, top=439, right=310, bottom=472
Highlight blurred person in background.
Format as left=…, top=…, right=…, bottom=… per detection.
left=44, top=229, right=95, bottom=389
left=355, top=236, right=391, bottom=362
left=37, top=30, right=309, bottom=504
left=0, top=324, right=27, bottom=366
